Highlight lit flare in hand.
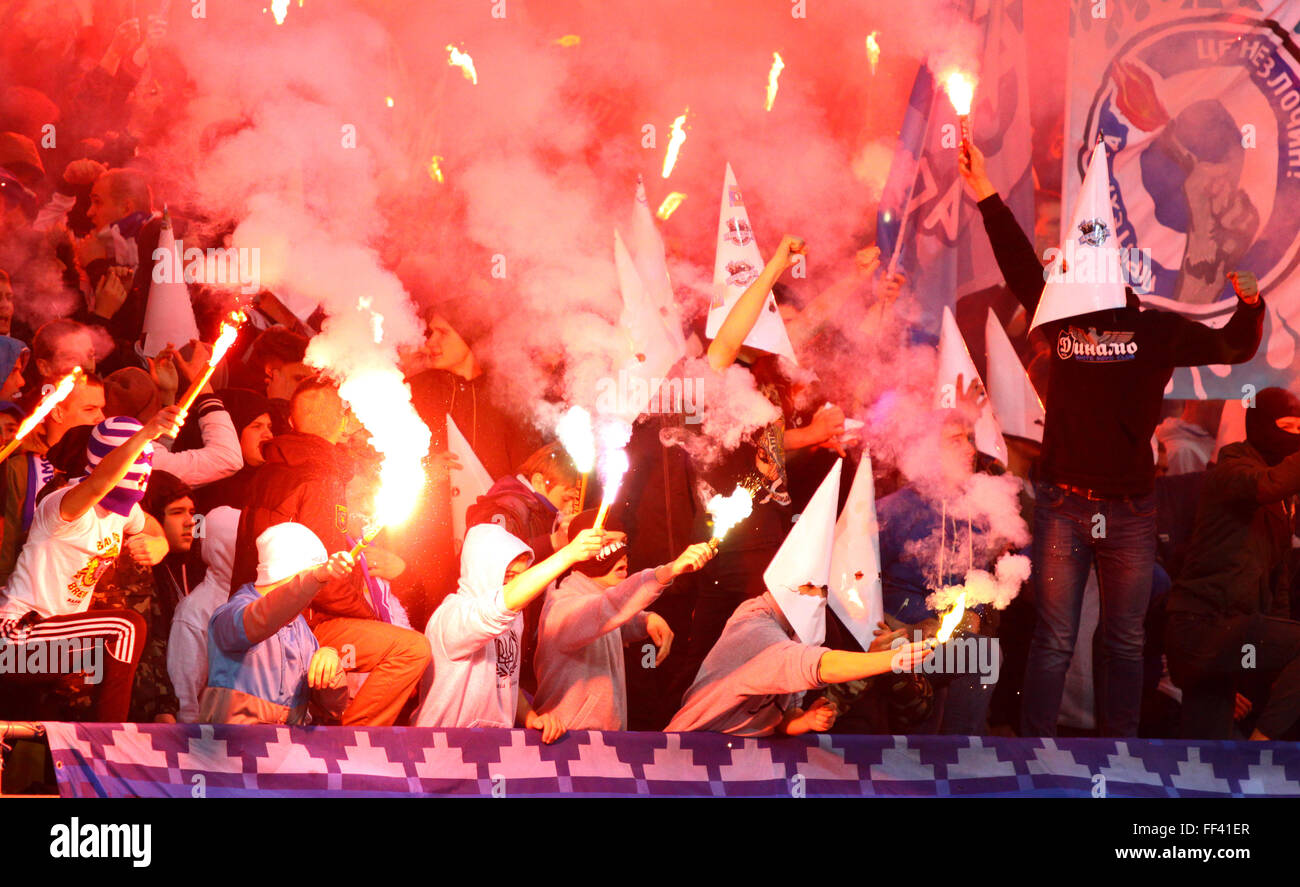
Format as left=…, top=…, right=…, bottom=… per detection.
left=557, top=406, right=595, bottom=510
left=177, top=311, right=246, bottom=415
left=661, top=110, right=688, bottom=179
left=765, top=52, right=785, bottom=112
left=0, top=367, right=83, bottom=462
left=935, top=591, right=967, bottom=644
left=942, top=70, right=976, bottom=158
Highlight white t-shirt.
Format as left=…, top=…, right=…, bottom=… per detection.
left=0, top=486, right=145, bottom=620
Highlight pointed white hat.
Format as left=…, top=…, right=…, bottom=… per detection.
left=446, top=413, right=495, bottom=547
left=829, top=451, right=883, bottom=652
left=706, top=163, right=797, bottom=363
left=764, top=458, right=841, bottom=646
left=984, top=309, right=1045, bottom=442
left=1031, top=140, right=1128, bottom=329
left=631, top=176, right=688, bottom=357
left=936, top=306, right=1008, bottom=463
left=141, top=217, right=200, bottom=358
left=614, top=229, right=683, bottom=420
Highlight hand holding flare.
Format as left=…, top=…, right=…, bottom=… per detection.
left=175, top=311, right=246, bottom=416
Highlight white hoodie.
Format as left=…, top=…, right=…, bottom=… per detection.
left=167, top=507, right=240, bottom=723
left=413, top=524, right=534, bottom=728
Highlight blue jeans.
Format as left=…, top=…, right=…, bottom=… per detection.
left=1020, top=482, right=1157, bottom=737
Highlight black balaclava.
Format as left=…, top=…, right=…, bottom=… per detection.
left=1246, top=387, right=1300, bottom=466
left=566, top=507, right=628, bottom=577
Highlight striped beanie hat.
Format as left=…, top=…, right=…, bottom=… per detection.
left=84, top=416, right=154, bottom=516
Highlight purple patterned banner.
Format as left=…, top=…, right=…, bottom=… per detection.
left=41, top=722, right=1300, bottom=798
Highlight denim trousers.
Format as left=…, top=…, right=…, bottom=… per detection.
left=1020, top=482, right=1157, bottom=737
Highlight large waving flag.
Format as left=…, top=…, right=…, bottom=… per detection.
left=876, top=0, right=1035, bottom=334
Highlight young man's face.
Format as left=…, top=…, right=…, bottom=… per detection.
left=0, top=413, right=18, bottom=446
left=1, top=353, right=24, bottom=401
left=503, top=553, right=531, bottom=584
left=49, top=381, right=105, bottom=435
left=88, top=177, right=133, bottom=231
left=0, top=277, right=14, bottom=336
left=241, top=413, right=274, bottom=467
left=162, top=496, right=196, bottom=553
left=530, top=473, right=579, bottom=513
left=939, top=422, right=976, bottom=486
left=591, top=531, right=630, bottom=587
left=265, top=360, right=315, bottom=401
left=38, top=329, right=96, bottom=381
left=424, top=315, right=473, bottom=373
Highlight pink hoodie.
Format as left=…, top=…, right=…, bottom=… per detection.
left=666, top=592, right=829, bottom=737
left=533, top=568, right=668, bottom=730
left=412, top=524, right=533, bottom=728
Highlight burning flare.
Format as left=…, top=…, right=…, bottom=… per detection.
left=706, top=485, right=754, bottom=549
left=765, top=52, right=785, bottom=112
left=557, top=406, right=596, bottom=512
left=942, top=70, right=976, bottom=116
left=935, top=591, right=967, bottom=644
left=661, top=110, right=688, bottom=179
left=592, top=419, right=633, bottom=530
left=866, top=32, right=881, bottom=75
left=177, top=311, right=247, bottom=415
left=446, top=45, right=479, bottom=85
left=427, top=155, right=445, bottom=184
left=0, top=367, right=83, bottom=462
left=655, top=191, right=687, bottom=221
left=270, top=0, right=290, bottom=25
left=339, top=367, right=429, bottom=537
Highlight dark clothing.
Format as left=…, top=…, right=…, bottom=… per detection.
left=465, top=475, right=559, bottom=563
left=977, top=194, right=1265, bottom=497
left=230, top=431, right=371, bottom=624
left=408, top=370, right=540, bottom=481
left=1167, top=442, right=1300, bottom=620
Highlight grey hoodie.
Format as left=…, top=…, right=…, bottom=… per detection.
left=413, top=524, right=534, bottom=728
left=533, top=568, right=668, bottom=730
left=666, top=592, right=829, bottom=737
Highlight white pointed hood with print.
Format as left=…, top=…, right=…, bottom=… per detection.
left=706, top=163, right=797, bottom=363
left=614, top=229, right=684, bottom=420
left=140, top=215, right=200, bottom=358
left=1031, top=140, right=1128, bottom=330
left=764, top=458, right=842, bottom=646
left=984, top=309, right=1045, bottom=443
left=447, top=413, right=495, bottom=548
left=631, top=176, right=688, bottom=356
left=829, top=453, right=883, bottom=651
left=457, top=523, right=534, bottom=602
left=935, top=306, right=1008, bottom=464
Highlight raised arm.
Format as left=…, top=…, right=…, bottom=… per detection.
left=60, top=405, right=184, bottom=522
left=961, top=144, right=1046, bottom=316
left=707, top=235, right=805, bottom=371
left=1158, top=272, right=1264, bottom=368
left=816, top=641, right=931, bottom=684
left=501, top=528, right=605, bottom=612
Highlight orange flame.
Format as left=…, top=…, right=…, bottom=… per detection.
left=935, top=591, right=967, bottom=643
left=765, top=52, right=785, bottom=112
left=446, top=45, right=479, bottom=85
left=15, top=368, right=82, bottom=442
left=661, top=110, right=688, bottom=179
left=706, top=486, right=754, bottom=541
left=866, top=32, right=880, bottom=75
left=428, top=155, right=445, bottom=184
left=655, top=192, right=687, bottom=221
left=338, top=367, right=428, bottom=532
left=270, top=0, right=289, bottom=25
left=209, top=311, right=246, bottom=367
left=942, top=70, right=976, bottom=117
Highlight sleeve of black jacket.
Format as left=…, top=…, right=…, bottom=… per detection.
left=1213, top=443, right=1300, bottom=505
left=976, top=193, right=1045, bottom=316
left=1151, top=297, right=1265, bottom=368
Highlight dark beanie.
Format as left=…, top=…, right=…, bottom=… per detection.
left=216, top=387, right=277, bottom=436
left=566, top=507, right=627, bottom=577
left=1246, top=387, right=1300, bottom=466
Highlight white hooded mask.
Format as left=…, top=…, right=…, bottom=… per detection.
left=763, top=459, right=842, bottom=645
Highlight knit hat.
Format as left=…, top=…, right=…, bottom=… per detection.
left=104, top=367, right=161, bottom=422
left=216, top=387, right=275, bottom=436
left=255, top=522, right=328, bottom=586
left=85, top=416, right=154, bottom=516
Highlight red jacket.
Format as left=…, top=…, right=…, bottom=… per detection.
left=230, top=431, right=373, bottom=624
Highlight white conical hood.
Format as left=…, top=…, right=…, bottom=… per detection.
left=631, top=176, right=688, bottom=356
left=1031, top=140, right=1128, bottom=329
left=763, top=458, right=841, bottom=646
left=935, top=306, right=1008, bottom=463
left=984, top=309, right=1045, bottom=442
left=141, top=217, right=200, bottom=358
left=446, top=413, right=494, bottom=547
left=706, top=163, right=797, bottom=363
left=613, top=229, right=684, bottom=421
left=829, top=452, right=883, bottom=652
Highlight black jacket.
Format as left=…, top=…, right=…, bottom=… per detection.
left=978, top=194, right=1265, bottom=495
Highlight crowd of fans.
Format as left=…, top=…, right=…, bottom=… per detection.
left=2, top=6, right=1300, bottom=747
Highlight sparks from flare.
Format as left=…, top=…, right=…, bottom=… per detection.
left=270, top=0, right=289, bottom=24
left=446, top=45, right=479, bottom=85
left=592, top=419, right=633, bottom=530
left=942, top=70, right=976, bottom=116
left=765, top=52, right=785, bottom=112
left=428, top=155, right=445, bottom=183
left=661, top=110, right=688, bottom=179
left=656, top=192, right=686, bottom=220
left=553, top=35, right=581, bottom=47
left=385, top=96, right=395, bottom=108
left=0, top=367, right=83, bottom=463
left=866, top=32, right=881, bottom=75
left=556, top=406, right=596, bottom=511
left=705, top=486, right=754, bottom=549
